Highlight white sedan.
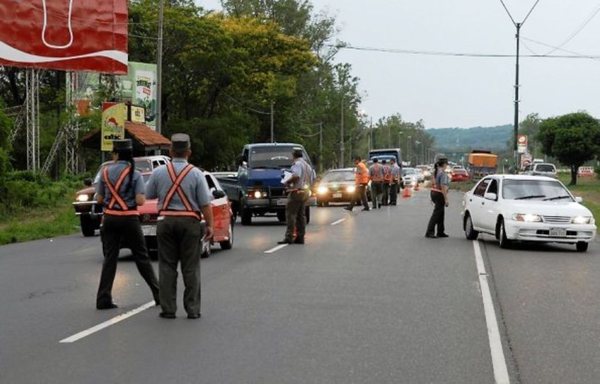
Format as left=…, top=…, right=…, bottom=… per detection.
left=461, top=175, right=596, bottom=252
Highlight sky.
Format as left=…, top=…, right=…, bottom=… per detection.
left=200, top=0, right=600, bottom=129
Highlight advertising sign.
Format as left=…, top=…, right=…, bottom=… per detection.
left=131, top=105, right=146, bottom=124
left=101, top=102, right=127, bottom=151
left=0, top=0, right=128, bottom=73
left=517, top=134, right=528, bottom=154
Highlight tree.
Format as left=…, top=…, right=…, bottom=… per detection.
left=537, top=112, right=600, bottom=185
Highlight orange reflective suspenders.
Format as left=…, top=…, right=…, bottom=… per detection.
left=159, top=163, right=202, bottom=220
left=103, top=165, right=139, bottom=216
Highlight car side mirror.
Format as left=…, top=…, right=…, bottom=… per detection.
left=484, top=192, right=497, bottom=201
left=575, top=196, right=583, bottom=203
left=83, top=178, right=93, bottom=187
left=212, top=190, right=226, bottom=199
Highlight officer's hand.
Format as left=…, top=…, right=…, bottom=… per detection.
left=203, top=226, right=214, bottom=242
left=445, top=201, right=449, bottom=207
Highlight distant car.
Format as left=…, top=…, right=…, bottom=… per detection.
left=523, top=162, right=557, bottom=178
left=73, top=155, right=170, bottom=236
left=138, top=170, right=234, bottom=259
left=462, top=175, right=596, bottom=252
left=314, top=168, right=357, bottom=206
left=417, top=165, right=432, bottom=180
left=578, top=166, right=595, bottom=177
left=402, top=167, right=419, bottom=187
left=451, top=168, right=470, bottom=182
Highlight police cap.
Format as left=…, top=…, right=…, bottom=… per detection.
left=292, top=149, right=303, bottom=158
left=112, top=139, right=132, bottom=152
left=171, top=133, right=191, bottom=152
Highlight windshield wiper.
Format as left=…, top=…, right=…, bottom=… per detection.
left=544, top=195, right=572, bottom=201
left=514, top=194, right=546, bottom=200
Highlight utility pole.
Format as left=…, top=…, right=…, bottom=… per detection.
left=340, top=96, right=344, bottom=167
left=270, top=101, right=274, bottom=143
left=156, top=0, right=164, bottom=134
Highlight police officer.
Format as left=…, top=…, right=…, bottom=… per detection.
left=146, top=134, right=214, bottom=319
left=425, top=156, right=450, bottom=238
left=278, top=149, right=314, bottom=244
left=344, top=156, right=370, bottom=212
left=369, top=158, right=384, bottom=209
left=382, top=159, right=392, bottom=206
left=96, top=139, right=159, bottom=310
left=389, top=158, right=401, bottom=205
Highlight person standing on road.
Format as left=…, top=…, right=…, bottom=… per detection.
left=425, top=156, right=450, bottom=239
left=146, top=134, right=214, bottom=319
left=344, top=156, right=370, bottom=212
left=278, top=149, right=314, bottom=244
left=95, top=139, right=159, bottom=310
left=369, top=158, right=384, bottom=209
left=382, top=159, right=392, bottom=206
left=389, top=159, right=401, bottom=205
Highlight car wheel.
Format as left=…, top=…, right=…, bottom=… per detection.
left=576, top=242, right=589, bottom=252
left=241, top=208, right=252, bottom=225
left=497, top=218, right=511, bottom=249
left=323, top=201, right=329, bottom=207
left=220, top=220, right=234, bottom=250
left=464, top=213, right=479, bottom=240
left=80, top=215, right=96, bottom=237
left=305, top=206, right=310, bottom=224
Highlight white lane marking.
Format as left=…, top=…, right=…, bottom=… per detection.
left=264, top=244, right=288, bottom=254
left=473, top=240, right=510, bottom=384
left=330, top=218, right=346, bottom=226
left=60, top=301, right=155, bottom=343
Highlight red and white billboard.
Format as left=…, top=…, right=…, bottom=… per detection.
left=0, top=0, right=128, bottom=74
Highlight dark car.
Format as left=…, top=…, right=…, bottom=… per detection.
left=314, top=168, right=357, bottom=206
left=72, top=155, right=170, bottom=236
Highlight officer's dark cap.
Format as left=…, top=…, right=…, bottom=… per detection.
left=171, top=133, right=191, bottom=151
left=112, top=139, right=132, bottom=152
left=292, top=149, right=303, bottom=158
left=373, top=158, right=379, bottom=163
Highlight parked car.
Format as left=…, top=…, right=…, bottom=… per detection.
left=451, top=167, right=470, bottom=182
left=402, top=167, right=419, bottom=187
left=314, top=168, right=357, bottom=206
left=73, top=155, right=170, bottom=236
left=138, top=170, right=234, bottom=259
left=522, top=162, right=557, bottom=178
left=462, top=175, right=596, bottom=252
left=578, top=166, right=596, bottom=177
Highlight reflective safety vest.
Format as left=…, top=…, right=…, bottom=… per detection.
left=103, top=165, right=139, bottom=216
left=383, top=165, right=392, bottom=183
left=370, top=163, right=383, bottom=182
left=355, top=162, right=370, bottom=184
left=159, top=162, right=202, bottom=220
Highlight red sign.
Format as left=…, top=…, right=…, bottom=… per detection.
left=0, top=0, right=128, bottom=74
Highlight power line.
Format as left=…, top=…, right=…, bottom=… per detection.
left=543, top=1, right=600, bottom=55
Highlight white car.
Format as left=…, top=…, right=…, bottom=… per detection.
left=402, top=167, right=420, bottom=186
left=462, top=175, right=596, bottom=252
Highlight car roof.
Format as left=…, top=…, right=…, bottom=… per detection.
left=483, top=174, right=558, bottom=181
left=246, top=143, right=304, bottom=148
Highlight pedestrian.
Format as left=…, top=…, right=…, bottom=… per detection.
left=146, top=133, right=214, bottom=319
left=425, top=156, right=450, bottom=238
left=389, top=158, right=401, bottom=205
left=369, top=158, right=384, bottom=209
left=95, top=139, right=159, bottom=310
left=278, top=149, right=315, bottom=244
left=382, top=159, right=392, bottom=206
left=344, top=156, right=370, bottom=212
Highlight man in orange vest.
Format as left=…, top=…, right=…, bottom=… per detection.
left=146, top=134, right=214, bottom=319
left=345, top=156, right=370, bottom=211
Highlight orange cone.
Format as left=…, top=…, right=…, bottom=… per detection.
left=402, top=186, right=412, bottom=198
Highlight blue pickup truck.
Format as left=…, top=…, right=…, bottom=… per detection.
left=214, top=143, right=316, bottom=225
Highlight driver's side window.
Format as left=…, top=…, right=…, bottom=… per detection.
left=473, top=179, right=490, bottom=197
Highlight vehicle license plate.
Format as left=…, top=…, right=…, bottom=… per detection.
left=333, top=193, right=342, bottom=198
left=142, top=225, right=156, bottom=236
left=549, top=228, right=567, bottom=237
left=276, top=198, right=288, bottom=206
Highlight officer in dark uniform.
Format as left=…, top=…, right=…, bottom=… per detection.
left=95, top=139, right=159, bottom=310
left=146, top=134, right=214, bottom=319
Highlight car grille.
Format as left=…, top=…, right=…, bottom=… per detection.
left=269, top=187, right=286, bottom=198
left=543, top=216, right=571, bottom=224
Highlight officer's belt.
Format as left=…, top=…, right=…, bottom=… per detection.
left=159, top=210, right=202, bottom=220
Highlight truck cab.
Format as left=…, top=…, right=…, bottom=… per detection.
left=237, top=143, right=315, bottom=225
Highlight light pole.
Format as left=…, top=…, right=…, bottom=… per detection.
left=340, top=96, right=344, bottom=167
left=156, top=0, right=164, bottom=134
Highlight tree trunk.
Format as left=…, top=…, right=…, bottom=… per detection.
left=570, top=164, right=578, bottom=186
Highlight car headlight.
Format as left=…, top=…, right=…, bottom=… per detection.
left=572, top=216, right=592, bottom=224
left=346, top=185, right=356, bottom=193
left=76, top=194, right=90, bottom=202
left=513, top=213, right=542, bottom=222
left=317, top=186, right=328, bottom=195
left=251, top=190, right=266, bottom=199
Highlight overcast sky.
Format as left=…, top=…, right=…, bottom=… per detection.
left=201, top=1, right=600, bottom=129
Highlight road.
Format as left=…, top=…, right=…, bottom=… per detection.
left=0, top=187, right=599, bottom=384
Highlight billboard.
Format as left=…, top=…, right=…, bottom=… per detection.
left=517, top=134, right=528, bottom=154
left=0, top=0, right=127, bottom=74
left=101, top=102, right=127, bottom=151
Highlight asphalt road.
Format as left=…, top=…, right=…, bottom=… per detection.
left=0, top=187, right=598, bottom=384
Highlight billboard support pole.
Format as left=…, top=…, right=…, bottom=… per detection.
left=156, top=0, right=164, bottom=135
left=26, top=69, right=40, bottom=172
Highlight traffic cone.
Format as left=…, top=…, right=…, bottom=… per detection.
left=402, top=186, right=412, bottom=198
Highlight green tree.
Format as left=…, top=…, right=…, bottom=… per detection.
left=537, top=112, right=600, bottom=185
left=0, top=101, right=12, bottom=176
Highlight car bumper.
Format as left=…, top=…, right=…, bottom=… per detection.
left=246, top=196, right=317, bottom=209
left=504, top=220, right=596, bottom=243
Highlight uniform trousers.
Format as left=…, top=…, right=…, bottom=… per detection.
left=426, top=191, right=446, bottom=236
left=382, top=183, right=390, bottom=205
left=389, top=182, right=398, bottom=205
left=97, top=215, right=159, bottom=307
left=157, top=216, right=203, bottom=316
left=370, top=182, right=383, bottom=208
left=348, top=183, right=369, bottom=210
left=284, top=191, right=308, bottom=241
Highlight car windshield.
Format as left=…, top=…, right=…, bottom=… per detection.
left=248, top=146, right=300, bottom=169
left=402, top=168, right=416, bottom=176
left=535, top=164, right=555, bottom=172
left=321, top=171, right=354, bottom=182
left=502, top=179, right=572, bottom=201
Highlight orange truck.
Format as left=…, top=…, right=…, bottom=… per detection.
left=467, top=150, right=498, bottom=178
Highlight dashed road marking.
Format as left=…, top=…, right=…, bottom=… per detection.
left=264, top=244, right=289, bottom=254
left=330, top=218, right=346, bottom=226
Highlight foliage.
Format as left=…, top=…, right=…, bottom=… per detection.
left=537, top=112, right=600, bottom=185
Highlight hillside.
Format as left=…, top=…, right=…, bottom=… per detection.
left=427, top=125, right=512, bottom=152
